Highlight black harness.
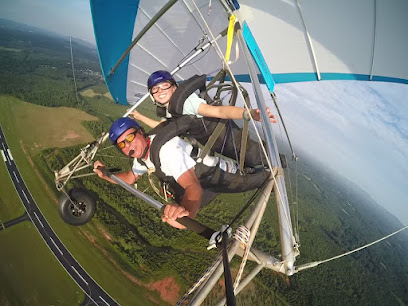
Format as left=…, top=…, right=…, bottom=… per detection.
left=137, top=116, right=200, bottom=203
left=155, top=74, right=221, bottom=145
left=145, top=116, right=198, bottom=181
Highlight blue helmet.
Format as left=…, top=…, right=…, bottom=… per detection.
left=109, top=117, right=142, bottom=144
left=147, top=70, right=175, bottom=90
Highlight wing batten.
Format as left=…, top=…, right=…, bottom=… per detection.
left=239, top=0, right=408, bottom=84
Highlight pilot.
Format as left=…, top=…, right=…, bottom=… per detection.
left=94, top=117, right=270, bottom=229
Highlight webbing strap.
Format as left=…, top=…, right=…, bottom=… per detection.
left=198, top=69, right=238, bottom=161
left=222, top=230, right=236, bottom=306
left=238, top=90, right=251, bottom=172
left=239, top=119, right=249, bottom=172
left=198, top=120, right=227, bottom=161
left=224, top=14, right=236, bottom=62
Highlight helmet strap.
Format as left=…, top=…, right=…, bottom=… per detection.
left=152, top=99, right=169, bottom=109
left=141, top=136, right=151, bottom=160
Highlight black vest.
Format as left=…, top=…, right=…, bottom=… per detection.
left=155, top=75, right=220, bottom=145
left=139, top=117, right=200, bottom=203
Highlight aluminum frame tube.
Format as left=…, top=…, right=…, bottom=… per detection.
left=236, top=26, right=297, bottom=275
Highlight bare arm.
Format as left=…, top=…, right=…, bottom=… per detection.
left=129, top=110, right=164, bottom=128
left=197, top=103, right=277, bottom=123
left=162, top=167, right=203, bottom=229
left=93, top=160, right=139, bottom=185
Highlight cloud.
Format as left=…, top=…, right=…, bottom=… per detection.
left=273, top=81, right=408, bottom=224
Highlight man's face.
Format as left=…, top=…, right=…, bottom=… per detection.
left=151, top=81, right=176, bottom=105
left=116, top=128, right=148, bottom=158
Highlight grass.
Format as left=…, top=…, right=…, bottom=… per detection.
left=80, top=88, right=114, bottom=101
left=0, top=96, right=98, bottom=156
left=0, top=46, right=22, bottom=52
left=0, top=95, right=163, bottom=305
left=0, top=222, right=82, bottom=305
left=0, top=159, right=25, bottom=222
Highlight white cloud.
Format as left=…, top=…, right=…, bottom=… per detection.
left=272, top=81, right=408, bottom=224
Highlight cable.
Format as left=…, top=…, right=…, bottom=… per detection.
left=68, top=31, right=80, bottom=106
left=296, top=225, right=408, bottom=273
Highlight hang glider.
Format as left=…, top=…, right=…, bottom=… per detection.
left=54, top=0, right=408, bottom=304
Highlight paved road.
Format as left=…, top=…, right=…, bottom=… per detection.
left=0, top=124, right=119, bottom=306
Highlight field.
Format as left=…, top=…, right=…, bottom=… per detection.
left=0, top=223, right=82, bottom=305
left=81, top=88, right=113, bottom=100
left=0, top=96, right=98, bottom=155
left=0, top=95, right=166, bottom=305
left=0, top=159, right=24, bottom=222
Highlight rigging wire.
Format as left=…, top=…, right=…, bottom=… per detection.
left=68, top=28, right=80, bottom=106
left=272, top=94, right=300, bottom=245
left=293, top=160, right=300, bottom=243
left=271, top=92, right=297, bottom=161
left=175, top=172, right=272, bottom=304
left=176, top=38, right=212, bottom=69
left=138, top=5, right=203, bottom=76
left=271, top=91, right=300, bottom=244
left=182, top=0, right=209, bottom=33
left=296, top=225, right=408, bottom=273
left=190, top=0, right=297, bottom=256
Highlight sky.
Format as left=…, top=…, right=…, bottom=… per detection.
left=0, top=0, right=96, bottom=44
left=272, top=81, right=408, bottom=225
left=1, top=0, right=407, bottom=225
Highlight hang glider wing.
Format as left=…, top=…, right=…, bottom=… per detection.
left=90, top=0, right=408, bottom=106
left=239, top=0, right=408, bottom=84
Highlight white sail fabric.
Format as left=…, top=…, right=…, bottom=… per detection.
left=91, top=0, right=408, bottom=106
left=92, top=0, right=243, bottom=105
left=126, top=0, right=233, bottom=103
left=240, top=0, right=408, bottom=83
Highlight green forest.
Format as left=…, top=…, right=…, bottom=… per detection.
left=1, top=19, right=407, bottom=305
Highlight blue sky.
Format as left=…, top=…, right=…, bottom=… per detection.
left=1, top=0, right=407, bottom=225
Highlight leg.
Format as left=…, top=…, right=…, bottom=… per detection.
left=195, top=163, right=270, bottom=194
left=211, top=121, right=267, bottom=167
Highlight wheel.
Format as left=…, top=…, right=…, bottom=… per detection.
left=58, top=188, right=96, bottom=226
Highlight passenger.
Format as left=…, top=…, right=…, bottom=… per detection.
left=130, top=70, right=277, bottom=168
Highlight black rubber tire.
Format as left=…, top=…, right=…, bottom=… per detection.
left=58, top=188, right=96, bottom=226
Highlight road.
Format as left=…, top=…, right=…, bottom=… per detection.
left=0, top=124, right=119, bottom=306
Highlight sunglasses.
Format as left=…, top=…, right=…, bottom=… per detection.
left=116, top=131, right=137, bottom=149
left=150, top=81, right=173, bottom=94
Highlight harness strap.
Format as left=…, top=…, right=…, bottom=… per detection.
left=197, top=120, right=227, bottom=162
left=197, top=69, right=241, bottom=161
left=168, top=74, right=207, bottom=116
left=238, top=89, right=251, bottom=173
left=147, top=116, right=196, bottom=181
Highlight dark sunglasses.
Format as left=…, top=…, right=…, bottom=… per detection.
left=116, top=131, right=137, bottom=149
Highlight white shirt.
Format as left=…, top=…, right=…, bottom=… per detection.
left=132, top=135, right=226, bottom=181
left=132, top=136, right=196, bottom=181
